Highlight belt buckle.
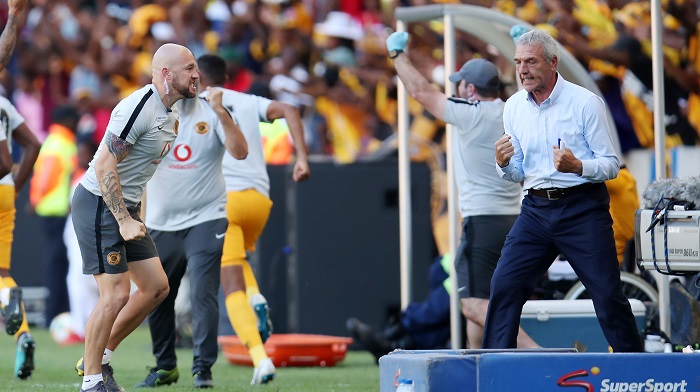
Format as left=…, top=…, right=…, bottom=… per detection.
left=546, top=189, right=560, bottom=200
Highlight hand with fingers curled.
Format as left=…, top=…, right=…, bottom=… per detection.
left=552, top=145, right=583, bottom=175
left=119, top=217, right=147, bottom=241
left=204, top=87, right=223, bottom=109
left=495, top=134, right=514, bottom=168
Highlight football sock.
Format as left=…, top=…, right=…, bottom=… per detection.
left=225, top=290, right=266, bottom=367
left=0, top=276, right=11, bottom=305
left=242, top=262, right=261, bottom=298
left=249, top=345, right=267, bottom=367
left=3, top=277, right=29, bottom=339
left=82, top=374, right=103, bottom=390
left=102, top=348, right=113, bottom=365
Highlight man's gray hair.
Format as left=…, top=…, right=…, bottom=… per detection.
left=517, top=29, right=559, bottom=65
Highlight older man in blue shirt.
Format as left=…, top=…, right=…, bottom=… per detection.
left=489, top=29, right=643, bottom=352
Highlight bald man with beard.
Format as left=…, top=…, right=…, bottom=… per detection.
left=71, top=43, right=199, bottom=392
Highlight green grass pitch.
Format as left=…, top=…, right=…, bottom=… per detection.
left=0, top=326, right=380, bottom=391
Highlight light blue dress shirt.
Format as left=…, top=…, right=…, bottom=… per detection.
left=497, top=74, right=619, bottom=190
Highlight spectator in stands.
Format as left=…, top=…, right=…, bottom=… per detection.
left=562, top=2, right=698, bottom=146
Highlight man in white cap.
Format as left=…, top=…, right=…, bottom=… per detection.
left=385, top=31, right=539, bottom=349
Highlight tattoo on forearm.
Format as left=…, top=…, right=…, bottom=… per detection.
left=0, top=15, right=18, bottom=71
left=105, top=132, right=133, bottom=161
left=99, top=169, right=128, bottom=222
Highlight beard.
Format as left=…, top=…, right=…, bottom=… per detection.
left=171, top=76, right=195, bottom=99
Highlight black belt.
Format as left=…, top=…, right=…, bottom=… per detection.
left=527, top=182, right=599, bottom=200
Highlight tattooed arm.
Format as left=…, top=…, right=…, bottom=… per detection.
left=0, top=0, right=27, bottom=72
left=94, top=132, right=147, bottom=241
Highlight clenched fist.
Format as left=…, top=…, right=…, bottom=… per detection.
left=553, top=145, right=583, bottom=175
left=495, top=134, right=514, bottom=168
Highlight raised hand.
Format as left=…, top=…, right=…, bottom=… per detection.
left=386, top=31, right=409, bottom=53
left=8, top=0, right=27, bottom=16
left=495, top=134, right=514, bottom=168
left=510, top=25, right=528, bottom=44
left=204, top=87, right=223, bottom=109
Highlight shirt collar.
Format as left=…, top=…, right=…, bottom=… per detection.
left=149, top=84, right=171, bottom=114
left=525, top=72, right=565, bottom=107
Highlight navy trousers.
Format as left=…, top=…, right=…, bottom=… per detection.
left=483, top=183, right=643, bottom=352
left=402, top=257, right=451, bottom=349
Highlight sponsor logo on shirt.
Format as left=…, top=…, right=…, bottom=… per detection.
left=167, top=143, right=198, bottom=169
left=174, top=144, right=192, bottom=161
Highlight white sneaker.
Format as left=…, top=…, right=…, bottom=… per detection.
left=251, top=358, right=275, bottom=385
left=249, top=294, right=273, bottom=343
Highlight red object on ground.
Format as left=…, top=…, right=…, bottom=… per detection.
left=218, top=334, right=353, bottom=367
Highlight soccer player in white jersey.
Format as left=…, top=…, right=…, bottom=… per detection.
left=0, top=95, right=41, bottom=379
left=197, top=54, right=310, bottom=385
left=71, top=43, right=199, bottom=392
left=138, top=75, right=248, bottom=388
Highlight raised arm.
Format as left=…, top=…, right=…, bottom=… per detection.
left=205, top=87, right=248, bottom=160
left=95, top=132, right=145, bottom=241
left=0, top=0, right=26, bottom=71
left=267, top=101, right=310, bottom=182
left=386, top=32, right=447, bottom=120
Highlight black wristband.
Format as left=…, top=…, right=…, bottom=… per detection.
left=389, top=49, right=403, bottom=59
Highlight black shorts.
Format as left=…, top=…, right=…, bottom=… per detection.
left=455, top=214, right=518, bottom=299
left=72, top=184, right=159, bottom=275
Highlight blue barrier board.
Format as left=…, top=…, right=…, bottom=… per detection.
left=380, top=350, right=700, bottom=392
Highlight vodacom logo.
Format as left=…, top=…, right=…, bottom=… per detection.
left=173, top=144, right=192, bottom=161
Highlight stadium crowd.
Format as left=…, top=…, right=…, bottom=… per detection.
left=2, top=0, right=698, bottom=171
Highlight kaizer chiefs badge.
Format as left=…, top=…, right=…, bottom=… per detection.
left=196, top=121, right=209, bottom=135
left=174, top=120, right=179, bottom=135
left=107, top=251, right=121, bottom=266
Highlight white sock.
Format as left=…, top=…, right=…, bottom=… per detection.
left=82, top=373, right=103, bottom=390
left=0, top=287, right=9, bottom=307
left=102, top=349, right=113, bottom=365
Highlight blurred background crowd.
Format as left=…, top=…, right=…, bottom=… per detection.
left=3, top=0, right=698, bottom=172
